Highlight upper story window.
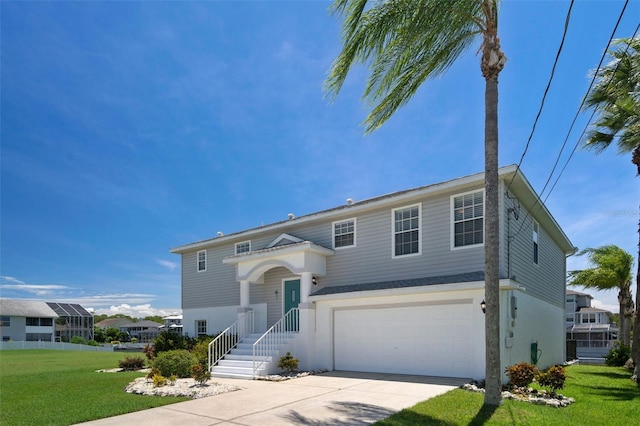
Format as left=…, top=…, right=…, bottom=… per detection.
left=235, top=241, right=251, bottom=255
left=26, top=317, right=53, bottom=327
left=333, top=218, right=356, bottom=248
left=392, top=204, right=421, bottom=257
left=452, top=190, right=484, bottom=248
left=1, top=316, right=10, bottom=327
left=197, top=250, right=207, bottom=272
left=533, top=221, right=539, bottom=265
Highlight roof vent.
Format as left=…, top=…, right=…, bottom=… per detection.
left=217, top=231, right=224, bottom=237
left=288, top=213, right=295, bottom=220
left=346, top=198, right=354, bottom=206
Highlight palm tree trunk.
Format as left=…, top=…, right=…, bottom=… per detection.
left=480, top=0, right=505, bottom=407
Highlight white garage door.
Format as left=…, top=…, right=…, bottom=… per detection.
left=334, top=302, right=475, bottom=378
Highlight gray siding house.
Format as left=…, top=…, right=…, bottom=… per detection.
left=171, top=165, right=575, bottom=380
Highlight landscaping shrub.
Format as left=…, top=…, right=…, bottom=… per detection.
left=191, top=364, right=211, bottom=385
left=152, top=373, right=167, bottom=387
left=505, top=362, right=539, bottom=388
left=118, top=356, right=146, bottom=371
left=278, top=352, right=299, bottom=373
left=604, top=343, right=631, bottom=367
left=537, top=365, right=566, bottom=392
left=152, top=331, right=192, bottom=356
left=87, top=340, right=99, bottom=346
left=143, top=344, right=155, bottom=360
left=152, top=349, right=197, bottom=378
left=70, top=336, right=87, bottom=345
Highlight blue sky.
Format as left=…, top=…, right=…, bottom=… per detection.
left=1, top=1, right=638, bottom=318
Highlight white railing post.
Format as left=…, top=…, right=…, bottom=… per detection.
left=252, top=307, right=299, bottom=378
left=208, top=310, right=254, bottom=371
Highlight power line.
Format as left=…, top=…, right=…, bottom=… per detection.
left=509, top=0, right=632, bottom=239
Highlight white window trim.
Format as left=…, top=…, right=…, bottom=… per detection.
left=235, top=240, right=252, bottom=255
left=533, top=220, right=539, bottom=266
left=332, top=218, right=357, bottom=249
left=450, top=189, right=485, bottom=250
left=391, top=203, right=422, bottom=259
left=196, top=250, right=207, bottom=272
left=195, top=319, right=207, bottom=336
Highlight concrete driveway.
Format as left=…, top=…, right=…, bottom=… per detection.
left=78, top=371, right=468, bottom=425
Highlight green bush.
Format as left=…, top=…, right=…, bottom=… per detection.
left=191, top=338, right=215, bottom=368
left=604, top=343, right=631, bottom=367
left=152, top=373, right=167, bottom=387
left=87, top=340, right=99, bottom=347
left=118, top=356, right=146, bottom=371
left=278, top=352, right=299, bottom=373
left=536, top=365, right=566, bottom=392
left=505, top=362, right=539, bottom=388
left=152, top=331, right=193, bottom=356
left=70, top=336, right=87, bottom=345
left=152, top=349, right=197, bottom=378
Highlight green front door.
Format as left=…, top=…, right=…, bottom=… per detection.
left=284, top=279, right=300, bottom=331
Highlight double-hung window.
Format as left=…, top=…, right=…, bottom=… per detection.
left=235, top=241, right=251, bottom=255
left=197, top=250, right=206, bottom=272
left=392, top=204, right=421, bottom=257
left=452, top=190, right=484, bottom=248
left=333, top=218, right=356, bottom=248
left=195, top=320, right=207, bottom=336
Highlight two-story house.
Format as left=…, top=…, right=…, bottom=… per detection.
left=566, top=289, right=618, bottom=360
left=171, top=165, right=575, bottom=380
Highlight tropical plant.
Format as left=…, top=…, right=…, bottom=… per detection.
left=582, top=35, right=640, bottom=386
left=325, top=0, right=506, bottom=405
left=568, top=245, right=634, bottom=345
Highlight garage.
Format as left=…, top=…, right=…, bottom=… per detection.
left=333, top=300, right=477, bottom=378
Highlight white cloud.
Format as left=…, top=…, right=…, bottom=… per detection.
left=0, top=283, right=71, bottom=296
left=156, top=259, right=179, bottom=271
left=0, top=276, right=25, bottom=284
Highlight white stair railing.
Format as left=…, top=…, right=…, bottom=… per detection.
left=252, top=308, right=299, bottom=378
left=208, top=310, right=254, bottom=371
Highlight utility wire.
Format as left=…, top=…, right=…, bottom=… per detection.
left=543, top=18, right=640, bottom=204
left=505, top=0, right=575, bottom=191
left=508, top=0, right=633, bottom=242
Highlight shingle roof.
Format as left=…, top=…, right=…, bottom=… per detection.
left=0, top=299, right=59, bottom=318
left=309, top=271, right=503, bottom=297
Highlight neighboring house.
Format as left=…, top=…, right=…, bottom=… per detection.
left=161, top=314, right=183, bottom=335
left=170, top=165, right=575, bottom=380
left=566, top=289, right=618, bottom=359
left=119, top=320, right=163, bottom=343
left=0, top=299, right=58, bottom=342
left=0, top=299, right=94, bottom=343
left=46, top=302, right=94, bottom=342
left=95, top=317, right=134, bottom=330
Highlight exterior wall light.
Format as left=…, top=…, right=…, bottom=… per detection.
left=312, top=276, right=318, bottom=286
left=480, top=300, right=486, bottom=314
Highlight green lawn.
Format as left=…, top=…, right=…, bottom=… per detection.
left=377, top=364, right=640, bottom=425
left=0, top=350, right=189, bottom=426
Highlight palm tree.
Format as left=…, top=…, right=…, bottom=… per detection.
left=582, top=35, right=639, bottom=384
left=568, top=245, right=634, bottom=346
left=325, top=0, right=505, bottom=405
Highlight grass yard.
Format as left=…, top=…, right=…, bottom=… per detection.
left=377, top=364, right=640, bottom=425
left=0, top=350, right=189, bottom=426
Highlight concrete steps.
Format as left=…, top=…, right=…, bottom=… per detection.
left=210, top=332, right=297, bottom=379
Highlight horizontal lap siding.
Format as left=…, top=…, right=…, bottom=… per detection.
left=181, top=246, right=238, bottom=309
left=505, top=192, right=566, bottom=309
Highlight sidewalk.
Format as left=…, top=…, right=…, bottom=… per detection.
left=78, top=371, right=467, bottom=425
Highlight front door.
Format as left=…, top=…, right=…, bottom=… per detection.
left=283, top=279, right=300, bottom=331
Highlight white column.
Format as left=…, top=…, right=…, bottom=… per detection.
left=300, top=272, right=313, bottom=304
left=240, top=280, right=250, bottom=308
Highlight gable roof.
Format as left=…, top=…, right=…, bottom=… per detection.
left=0, top=299, right=59, bottom=318
left=170, top=165, right=574, bottom=255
